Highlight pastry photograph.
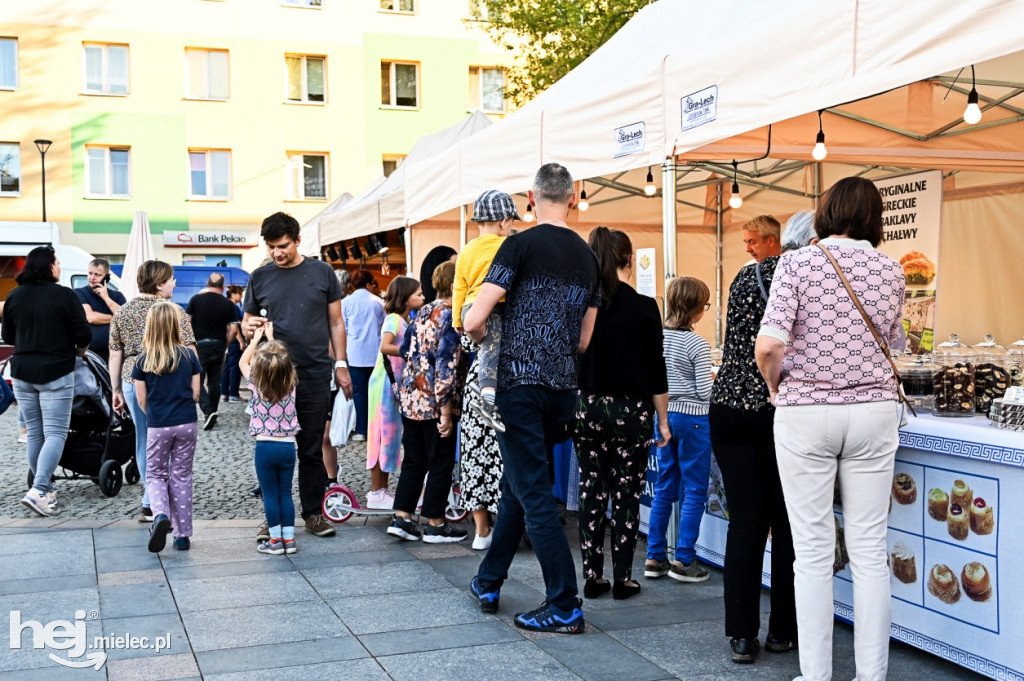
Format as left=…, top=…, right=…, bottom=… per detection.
left=927, top=488, right=949, bottom=521
left=950, top=479, right=973, bottom=508
left=900, top=253, right=936, bottom=286
left=961, top=562, right=993, bottom=602
left=927, top=563, right=961, bottom=604
left=891, top=542, right=917, bottom=584
left=892, top=472, right=917, bottom=504
left=969, top=497, right=995, bottom=535
left=947, top=503, right=969, bottom=541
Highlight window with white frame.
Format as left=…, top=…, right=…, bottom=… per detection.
left=283, top=0, right=322, bottom=6
left=287, top=152, right=327, bottom=199
left=380, top=61, right=418, bottom=108
left=82, top=43, right=129, bottom=95
left=285, top=55, right=325, bottom=103
left=0, top=142, right=20, bottom=195
left=380, top=0, right=415, bottom=12
left=86, top=147, right=131, bottom=198
left=0, top=38, right=17, bottom=90
left=469, top=66, right=505, bottom=113
left=382, top=154, right=406, bottom=178
left=189, top=150, right=231, bottom=199
left=185, top=48, right=229, bottom=100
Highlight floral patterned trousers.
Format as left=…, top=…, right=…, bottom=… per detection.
left=574, top=393, right=654, bottom=583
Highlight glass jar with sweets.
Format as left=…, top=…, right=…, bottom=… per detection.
left=896, top=352, right=934, bottom=410
left=1009, top=337, right=1024, bottom=387
left=973, top=334, right=1012, bottom=414
left=932, top=334, right=978, bottom=417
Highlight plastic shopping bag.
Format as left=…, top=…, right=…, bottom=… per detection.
left=329, top=389, right=356, bottom=447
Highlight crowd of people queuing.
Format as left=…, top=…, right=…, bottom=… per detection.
left=0, top=164, right=906, bottom=681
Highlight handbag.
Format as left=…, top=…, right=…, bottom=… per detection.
left=817, top=243, right=915, bottom=427
left=381, top=351, right=400, bottom=401
left=0, top=378, right=14, bottom=416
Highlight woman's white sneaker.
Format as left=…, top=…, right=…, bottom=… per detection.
left=472, top=532, right=492, bottom=550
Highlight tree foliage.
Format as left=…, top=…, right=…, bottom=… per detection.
left=472, top=0, right=657, bottom=106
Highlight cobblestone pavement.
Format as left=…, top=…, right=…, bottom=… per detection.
left=0, top=396, right=381, bottom=521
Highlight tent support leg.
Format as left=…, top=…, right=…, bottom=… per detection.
left=459, top=205, right=467, bottom=249
left=661, top=161, right=677, bottom=283
left=715, top=183, right=723, bottom=348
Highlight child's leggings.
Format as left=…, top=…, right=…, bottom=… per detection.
left=146, top=422, right=198, bottom=538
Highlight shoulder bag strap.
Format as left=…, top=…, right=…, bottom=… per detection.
left=382, top=352, right=396, bottom=385
left=816, top=243, right=916, bottom=416
left=754, top=262, right=769, bottom=302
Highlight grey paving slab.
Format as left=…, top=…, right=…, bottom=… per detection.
left=98, top=568, right=166, bottom=587
left=181, top=600, right=349, bottom=652
left=359, top=619, right=522, bottom=657
left=0, top=572, right=96, bottom=597
left=0, top=586, right=100, bottom=626
left=93, top=527, right=160, bottom=549
left=162, top=556, right=296, bottom=582
left=100, top=612, right=188, bottom=661
left=170, top=571, right=321, bottom=612
left=329, top=586, right=493, bottom=635
left=195, top=636, right=368, bottom=676
left=49, top=519, right=115, bottom=529
left=3, top=528, right=93, bottom=554
left=422, top=554, right=484, bottom=588
left=1, top=616, right=103, bottom=674
left=105, top=652, right=200, bottom=681
left=380, top=640, right=580, bottom=681
left=95, top=546, right=162, bottom=573
left=286, top=545, right=415, bottom=570
left=535, top=631, right=672, bottom=681
left=608, top=622, right=737, bottom=678
left=3, top=517, right=69, bottom=528
left=585, top=595, right=723, bottom=631
left=205, top=658, right=391, bottom=681
left=155, top=537, right=264, bottom=567
left=402, top=541, right=477, bottom=559
left=291, top=525, right=396, bottom=555
left=303, top=559, right=450, bottom=599
left=0, top=662, right=107, bottom=680
left=0, top=549, right=95, bottom=579
left=99, top=582, right=178, bottom=619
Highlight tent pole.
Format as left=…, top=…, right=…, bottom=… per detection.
left=661, top=161, right=677, bottom=282
left=404, top=224, right=413, bottom=275
left=715, top=182, right=723, bottom=348
left=814, top=163, right=822, bottom=209
left=459, top=204, right=467, bottom=249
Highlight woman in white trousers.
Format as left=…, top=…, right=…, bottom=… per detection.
left=755, top=176, right=905, bottom=681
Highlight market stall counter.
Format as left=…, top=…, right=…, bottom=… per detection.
left=695, top=412, right=1024, bottom=680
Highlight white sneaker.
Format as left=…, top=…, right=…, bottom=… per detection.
left=472, top=532, right=492, bottom=550
left=21, top=488, right=59, bottom=517
left=351, top=433, right=367, bottom=442
left=366, top=489, right=395, bottom=510
left=46, top=490, right=58, bottom=508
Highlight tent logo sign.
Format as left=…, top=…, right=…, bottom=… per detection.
left=613, top=121, right=646, bottom=157
left=681, top=85, right=717, bottom=131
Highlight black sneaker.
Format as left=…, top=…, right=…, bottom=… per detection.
left=764, top=632, right=797, bottom=653
left=514, top=599, right=585, bottom=634
left=137, top=506, right=154, bottom=523
left=730, top=637, right=760, bottom=663
left=148, top=514, right=171, bottom=553
left=386, top=515, right=422, bottom=541
left=203, top=412, right=218, bottom=431
left=471, top=577, right=500, bottom=614
left=422, top=520, right=468, bottom=544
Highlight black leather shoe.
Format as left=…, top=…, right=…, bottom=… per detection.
left=583, top=578, right=611, bottom=599
left=612, top=580, right=641, bottom=600
left=730, top=637, right=759, bottom=663
left=765, top=632, right=797, bottom=653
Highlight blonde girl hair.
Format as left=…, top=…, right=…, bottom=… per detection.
left=664, top=277, right=711, bottom=331
left=250, top=340, right=297, bottom=404
left=142, top=302, right=185, bottom=375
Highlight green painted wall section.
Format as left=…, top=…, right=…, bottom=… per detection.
left=71, top=112, right=189, bottom=234
left=362, top=33, right=484, bottom=168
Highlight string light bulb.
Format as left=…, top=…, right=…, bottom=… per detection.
left=812, top=109, right=828, bottom=161
left=643, top=167, right=657, bottom=196
left=523, top=203, right=534, bottom=222
left=728, top=160, right=743, bottom=209
left=578, top=182, right=589, bottom=211
left=963, top=66, right=982, bottom=124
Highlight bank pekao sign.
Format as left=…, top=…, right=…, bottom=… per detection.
left=163, top=230, right=257, bottom=248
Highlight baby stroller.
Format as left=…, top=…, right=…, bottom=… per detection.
left=26, top=350, right=139, bottom=497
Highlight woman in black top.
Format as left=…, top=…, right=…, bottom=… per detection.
left=574, top=227, right=670, bottom=600
left=1, top=247, right=91, bottom=517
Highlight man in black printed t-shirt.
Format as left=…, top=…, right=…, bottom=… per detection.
left=464, top=163, right=601, bottom=634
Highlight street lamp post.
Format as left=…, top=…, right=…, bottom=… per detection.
left=34, top=139, right=52, bottom=222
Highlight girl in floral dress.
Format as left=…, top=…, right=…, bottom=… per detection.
left=365, top=277, right=424, bottom=509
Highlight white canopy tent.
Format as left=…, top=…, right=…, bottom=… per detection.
left=298, top=192, right=354, bottom=257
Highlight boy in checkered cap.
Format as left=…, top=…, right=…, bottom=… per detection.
left=453, top=190, right=522, bottom=432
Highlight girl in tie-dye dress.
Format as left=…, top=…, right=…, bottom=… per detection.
left=365, top=277, right=424, bottom=509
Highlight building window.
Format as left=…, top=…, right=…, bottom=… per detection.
left=189, top=150, right=231, bottom=199
left=82, top=43, right=129, bottom=95
left=0, top=142, right=19, bottom=196
left=288, top=152, right=327, bottom=199
left=86, top=146, right=131, bottom=198
left=380, top=0, right=415, bottom=12
left=283, top=0, right=322, bottom=6
left=469, top=66, right=505, bottom=113
left=285, top=55, right=325, bottom=103
left=185, top=48, right=229, bottom=100
left=0, top=38, right=17, bottom=90
left=380, top=61, right=418, bottom=108
left=382, top=154, right=406, bottom=178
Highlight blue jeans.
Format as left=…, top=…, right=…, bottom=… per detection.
left=122, top=380, right=150, bottom=507
left=646, top=411, right=712, bottom=564
left=476, top=385, right=579, bottom=614
left=220, top=342, right=242, bottom=398
left=13, top=372, right=75, bottom=494
left=254, top=440, right=297, bottom=530
left=349, top=366, right=373, bottom=436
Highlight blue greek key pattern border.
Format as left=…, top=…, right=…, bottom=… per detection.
left=899, top=431, right=1024, bottom=468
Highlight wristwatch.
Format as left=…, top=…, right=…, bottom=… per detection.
left=334, top=360, right=348, bottom=369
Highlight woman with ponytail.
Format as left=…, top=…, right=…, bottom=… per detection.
left=573, top=226, right=670, bottom=600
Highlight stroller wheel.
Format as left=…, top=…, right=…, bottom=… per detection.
left=125, top=459, right=140, bottom=485
left=99, top=460, right=123, bottom=497
left=27, top=469, right=33, bottom=489
left=322, top=485, right=356, bottom=523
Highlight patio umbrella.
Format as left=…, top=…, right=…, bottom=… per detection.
left=119, top=211, right=154, bottom=299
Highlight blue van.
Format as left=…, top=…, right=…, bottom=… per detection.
left=111, top=265, right=249, bottom=306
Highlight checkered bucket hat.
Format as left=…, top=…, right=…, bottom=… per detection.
left=471, top=190, right=523, bottom=223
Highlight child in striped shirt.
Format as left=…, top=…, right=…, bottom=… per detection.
left=645, top=277, right=713, bottom=583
